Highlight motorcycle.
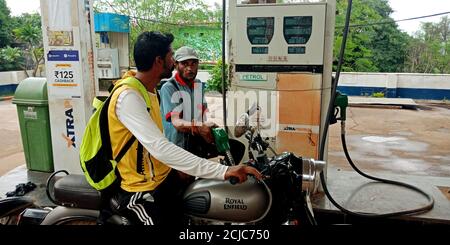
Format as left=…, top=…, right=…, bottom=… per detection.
left=0, top=109, right=325, bottom=225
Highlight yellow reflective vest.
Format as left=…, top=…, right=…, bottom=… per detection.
left=108, top=72, right=171, bottom=192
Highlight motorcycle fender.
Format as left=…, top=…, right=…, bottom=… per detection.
left=0, top=196, right=35, bottom=217
left=40, top=206, right=99, bottom=225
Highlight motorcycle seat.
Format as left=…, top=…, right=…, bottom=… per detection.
left=54, top=174, right=102, bottom=210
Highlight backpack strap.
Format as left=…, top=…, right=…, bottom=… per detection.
left=99, top=84, right=137, bottom=165
left=99, top=96, right=114, bottom=160
left=115, top=135, right=136, bottom=163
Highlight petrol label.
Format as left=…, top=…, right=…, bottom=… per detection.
left=240, top=73, right=268, bottom=82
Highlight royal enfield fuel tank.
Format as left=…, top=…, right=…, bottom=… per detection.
left=183, top=177, right=272, bottom=223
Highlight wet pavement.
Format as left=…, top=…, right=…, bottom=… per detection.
left=0, top=165, right=53, bottom=207
left=312, top=167, right=450, bottom=224
left=327, top=104, right=450, bottom=177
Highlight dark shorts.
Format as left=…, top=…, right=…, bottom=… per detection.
left=113, top=170, right=191, bottom=225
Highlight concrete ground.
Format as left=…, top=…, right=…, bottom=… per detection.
left=205, top=94, right=450, bottom=178
left=328, top=103, right=450, bottom=177
left=0, top=100, right=25, bottom=176
left=1, top=95, right=450, bottom=224
left=0, top=95, right=450, bottom=177
left=1, top=96, right=450, bottom=178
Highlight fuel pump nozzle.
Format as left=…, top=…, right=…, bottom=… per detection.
left=330, top=91, right=348, bottom=125
left=212, top=128, right=235, bottom=166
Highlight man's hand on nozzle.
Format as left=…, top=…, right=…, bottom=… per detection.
left=224, top=164, right=263, bottom=184
left=196, top=121, right=218, bottom=143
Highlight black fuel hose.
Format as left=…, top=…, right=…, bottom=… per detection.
left=318, top=0, right=434, bottom=219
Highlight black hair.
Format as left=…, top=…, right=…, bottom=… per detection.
left=133, top=31, right=174, bottom=72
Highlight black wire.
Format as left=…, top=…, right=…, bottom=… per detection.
left=318, top=130, right=434, bottom=218
left=318, top=0, right=434, bottom=220
left=336, top=11, right=450, bottom=28
left=319, top=0, right=352, bottom=158
left=46, top=170, right=69, bottom=206
left=222, top=0, right=227, bottom=132
left=129, top=15, right=221, bottom=27
left=338, top=129, right=434, bottom=217
left=304, top=197, right=318, bottom=225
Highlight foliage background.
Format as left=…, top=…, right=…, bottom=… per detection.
left=1, top=0, right=449, bottom=80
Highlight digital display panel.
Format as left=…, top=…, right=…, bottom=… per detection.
left=283, top=16, right=312, bottom=44
left=252, top=47, right=269, bottom=54
left=288, top=46, right=306, bottom=54
left=247, top=17, right=275, bottom=45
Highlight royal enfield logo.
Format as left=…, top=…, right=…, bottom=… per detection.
left=61, top=100, right=76, bottom=148
left=224, top=198, right=247, bottom=210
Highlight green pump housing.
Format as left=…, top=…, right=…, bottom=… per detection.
left=334, top=91, right=348, bottom=121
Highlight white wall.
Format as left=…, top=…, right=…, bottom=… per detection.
left=5, top=70, right=447, bottom=91
left=337, top=72, right=450, bottom=89
left=199, top=71, right=450, bottom=90
left=0, top=70, right=36, bottom=85
left=197, top=70, right=211, bottom=83
left=397, top=73, right=450, bottom=89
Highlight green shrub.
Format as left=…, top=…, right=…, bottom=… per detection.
left=206, top=60, right=228, bottom=93
left=199, top=63, right=215, bottom=71
left=372, top=92, right=385, bottom=98
left=0, top=46, right=24, bottom=71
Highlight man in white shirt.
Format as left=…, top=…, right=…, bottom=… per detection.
left=108, top=31, right=261, bottom=225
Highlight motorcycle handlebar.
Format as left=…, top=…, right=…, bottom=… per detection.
left=229, top=175, right=264, bottom=185
left=229, top=176, right=239, bottom=185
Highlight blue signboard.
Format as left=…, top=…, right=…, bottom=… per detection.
left=47, top=50, right=79, bottom=61
left=94, top=13, right=130, bottom=33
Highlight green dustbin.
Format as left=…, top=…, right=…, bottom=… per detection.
left=12, top=78, right=54, bottom=172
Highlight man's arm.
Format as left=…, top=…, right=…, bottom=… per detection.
left=171, top=118, right=192, bottom=133
left=171, top=117, right=217, bottom=143
left=116, top=89, right=261, bottom=182
left=160, top=82, right=216, bottom=143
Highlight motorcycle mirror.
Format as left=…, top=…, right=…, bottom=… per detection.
left=247, top=103, right=258, bottom=116
left=234, top=113, right=249, bottom=138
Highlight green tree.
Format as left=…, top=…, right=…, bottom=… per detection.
left=94, top=0, right=221, bottom=63
left=334, top=0, right=409, bottom=72
left=405, top=16, right=450, bottom=73
left=369, top=24, right=410, bottom=72
left=13, top=13, right=43, bottom=77
left=206, top=59, right=228, bottom=93
left=365, top=0, right=410, bottom=72
left=335, top=0, right=379, bottom=71
left=0, top=0, right=13, bottom=48
left=172, top=26, right=221, bottom=61
left=0, top=46, right=23, bottom=71
left=11, top=13, right=42, bottom=31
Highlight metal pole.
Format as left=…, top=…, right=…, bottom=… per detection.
left=221, top=0, right=227, bottom=131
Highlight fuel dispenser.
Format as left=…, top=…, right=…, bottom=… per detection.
left=227, top=0, right=435, bottom=219
left=94, top=12, right=130, bottom=96
left=227, top=0, right=336, bottom=164
left=40, top=0, right=98, bottom=174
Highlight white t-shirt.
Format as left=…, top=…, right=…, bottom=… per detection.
left=115, top=89, right=228, bottom=180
